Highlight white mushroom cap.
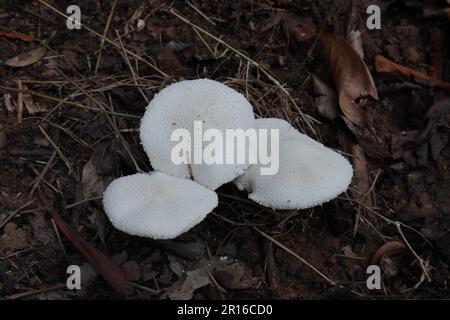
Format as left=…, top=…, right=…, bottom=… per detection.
left=103, top=172, right=218, bottom=239
left=234, top=118, right=353, bottom=209
left=140, top=79, right=255, bottom=190
left=253, top=118, right=324, bottom=148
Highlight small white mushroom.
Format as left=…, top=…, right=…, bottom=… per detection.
left=140, top=79, right=255, bottom=190
left=103, top=171, right=218, bottom=239
left=234, top=118, right=353, bottom=209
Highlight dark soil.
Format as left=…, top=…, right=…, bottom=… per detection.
left=0, top=0, right=449, bottom=300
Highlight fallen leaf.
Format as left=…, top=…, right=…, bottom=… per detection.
left=375, top=55, right=450, bottom=91
left=348, top=30, right=364, bottom=59
left=4, top=47, right=46, bottom=67
left=81, top=158, right=103, bottom=200
left=371, top=241, right=407, bottom=265
left=48, top=208, right=128, bottom=298
left=312, top=75, right=338, bottom=120
left=322, top=34, right=378, bottom=126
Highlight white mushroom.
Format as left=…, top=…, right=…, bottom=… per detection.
left=140, top=79, right=255, bottom=190
left=234, top=118, right=353, bottom=209
left=103, top=171, right=218, bottom=239
left=251, top=118, right=324, bottom=147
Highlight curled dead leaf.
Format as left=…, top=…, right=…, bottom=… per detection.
left=4, top=47, right=46, bottom=67
left=312, top=75, right=338, bottom=120
left=321, top=34, right=378, bottom=126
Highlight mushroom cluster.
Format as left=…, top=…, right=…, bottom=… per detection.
left=103, top=79, right=353, bottom=239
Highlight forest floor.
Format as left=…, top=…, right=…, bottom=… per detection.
left=0, top=0, right=449, bottom=299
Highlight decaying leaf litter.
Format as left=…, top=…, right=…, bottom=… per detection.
left=0, top=0, right=449, bottom=299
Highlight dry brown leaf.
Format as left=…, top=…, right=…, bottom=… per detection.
left=48, top=207, right=128, bottom=298
left=375, top=55, right=450, bottom=91
left=312, top=75, right=338, bottom=120
left=4, top=47, right=46, bottom=67
left=322, top=34, right=378, bottom=126
left=81, top=158, right=103, bottom=199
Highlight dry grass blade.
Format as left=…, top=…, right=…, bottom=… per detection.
left=0, top=85, right=140, bottom=119
left=170, top=8, right=318, bottom=136
left=38, top=125, right=73, bottom=175
left=37, top=0, right=169, bottom=79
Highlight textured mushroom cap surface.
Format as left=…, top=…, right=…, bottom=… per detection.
left=140, top=79, right=255, bottom=190
left=253, top=118, right=324, bottom=148
left=103, top=172, right=218, bottom=239
left=234, top=119, right=353, bottom=209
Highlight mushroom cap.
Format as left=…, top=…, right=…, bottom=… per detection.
left=103, top=172, right=218, bottom=239
left=140, top=79, right=255, bottom=190
left=234, top=118, right=353, bottom=209
left=253, top=118, right=324, bottom=147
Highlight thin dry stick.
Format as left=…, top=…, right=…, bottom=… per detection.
left=170, top=9, right=318, bottom=136
left=186, top=1, right=216, bottom=26
left=38, top=125, right=73, bottom=174
left=65, top=196, right=103, bottom=210
left=253, top=227, right=337, bottom=286
left=38, top=0, right=169, bottom=78
left=95, top=0, right=117, bottom=74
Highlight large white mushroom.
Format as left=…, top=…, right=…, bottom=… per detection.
left=103, top=172, right=218, bottom=239
left=140, top=79, right=255, bottom=190
left=234, top=118, right=353, bottom=209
